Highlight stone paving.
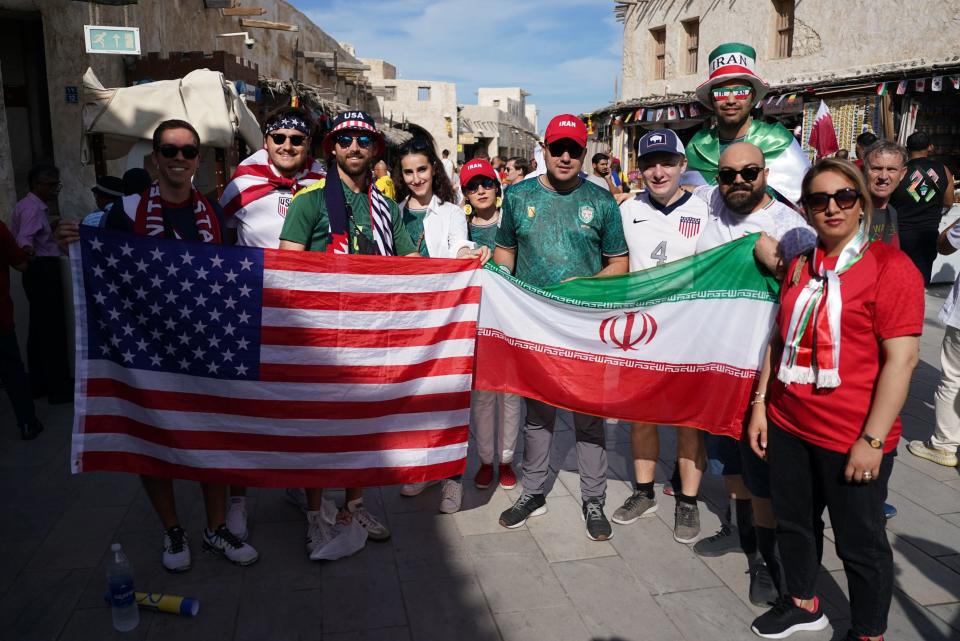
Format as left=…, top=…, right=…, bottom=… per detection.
left=2, top=290, right=959, bottom=641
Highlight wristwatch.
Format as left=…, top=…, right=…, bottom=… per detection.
left=861, top=434, right=884, bottom=449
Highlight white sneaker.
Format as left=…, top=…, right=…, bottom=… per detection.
left=400, top=480, right=439, bottom=497
left=306, top=510, right=334, bottom=557
left=439, top=479, right=463, bottom=514
left=347, top=499, right=391, bottom=541
left=285, top=487, right=308, bottom=513
left=202, top=525, right=259, bottom=566
left=226, top=496, right=248, bottom=541
left=162, top=526, right=191, bottom=572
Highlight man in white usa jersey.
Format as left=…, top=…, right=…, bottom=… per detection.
left=613, top=129, right=709, bottom=545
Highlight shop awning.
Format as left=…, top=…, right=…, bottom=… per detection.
left=82, top=67, right=262, bottom=160
left=459, top=118, right=499, bottom=138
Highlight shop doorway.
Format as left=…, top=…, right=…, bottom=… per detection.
left=0, top=10, right=54, bottom=199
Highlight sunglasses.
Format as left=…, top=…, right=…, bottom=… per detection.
left=717, top=165, right=763, bottom=185
left=804, top=188, right=861, bottom=213
left=269, top=133, right=307, bottom=147
left=336, top=134, right=374, bottom=149
left=711, top=85, right=753, bottom=102
left=466, top=177, right=497, bottom=193
left=547, top=140, right=584, bottom=158
left=157, top=144, right=200, bottom=160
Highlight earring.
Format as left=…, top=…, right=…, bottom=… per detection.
left=464, top=204, right=473, bottom=216
left=495, top=196, right=502, bottom=209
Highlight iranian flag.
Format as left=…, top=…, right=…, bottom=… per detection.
left=808, top=100, right=840, bottom=160
left=475, top=236, right=779, bottom=437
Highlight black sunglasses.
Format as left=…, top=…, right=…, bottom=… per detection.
left=157, top=144, right=200, bottom=160
left=269, top=133, right=307, bottom=147
left=547, top=140, right=584, bottom=158
left=804, top=188, right=861, bottom=213
left=336, top=134, right=374, bottom=149
left=466, top=177, right=497, bottom=193
left=717, top=166, right=763, bottom=185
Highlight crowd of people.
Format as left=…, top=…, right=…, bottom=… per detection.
left=3, top=39, right=958, bottom=641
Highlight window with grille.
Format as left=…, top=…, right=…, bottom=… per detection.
left=682, top=19, right=699, bottom=74
left=773, top=0, right=794, bottom=58
left=651, top=27, right=666, bottom=80
left=383, top=86, right=396, bottom=100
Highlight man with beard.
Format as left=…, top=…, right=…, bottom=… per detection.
left=279, top=110, right=418, bottom=560
left=684, top=43, right=809, bottom=204
left=695, top=141, right=813, bottom=606
left=494, top=114, right=628, bottom=542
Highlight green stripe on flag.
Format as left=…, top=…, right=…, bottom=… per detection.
left=488, top=234, right=780, bottom=309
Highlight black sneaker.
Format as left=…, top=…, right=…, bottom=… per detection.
left=751, top=596, right=829, bottom=639
left=499, top=494, right=547, bottom=529
left=693, top=523, right=739, bottom=557
left=749, top=562, right=780, bottom=607
left=582, top=498, right=612, bottom=541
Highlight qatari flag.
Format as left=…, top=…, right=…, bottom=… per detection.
left=808, top=100, right=840, bottom=160
left=69, top=228, right=479, bottom=487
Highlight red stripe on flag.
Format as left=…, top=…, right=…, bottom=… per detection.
left=78, top=452, right=467, bottom=488
left=264, top=250, right=479, bottom=275
left=258, top=357, right=475, bottom=383
left=261, top=321, right=478, bottom=348
left=708, top=65, right=755, bottom=80
left=474, top=334, right=753, bottom=438
left=83, top=415, right=468, bottom=452
left=86, top=378, right=471, bottom=419
left=263, top=285, right=481, bottom=312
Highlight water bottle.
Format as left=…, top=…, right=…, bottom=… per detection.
left=107, top=543, right=140, bottom=631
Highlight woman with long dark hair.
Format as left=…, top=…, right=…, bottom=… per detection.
left=393, top=138, right=489, bottom=513
left=747, top=159, right=923, bottom=641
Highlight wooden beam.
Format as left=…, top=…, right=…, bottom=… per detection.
left=240, top=18, right=299, bottom=31
left=222, top=7, right=266, bottom=16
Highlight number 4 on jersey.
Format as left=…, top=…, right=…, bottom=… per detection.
left=650, top=241, right=668, bottom=266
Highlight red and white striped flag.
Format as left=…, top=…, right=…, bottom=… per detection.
left=70, top=228, right=479, bottom=488
left=808, top=100, right=839, bottom=160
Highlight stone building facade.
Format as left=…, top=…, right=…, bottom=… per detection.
left=461, top=87, right=538, bottom=160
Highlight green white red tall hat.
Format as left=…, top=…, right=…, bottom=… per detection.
left=695, top=42, right=770, bottom=107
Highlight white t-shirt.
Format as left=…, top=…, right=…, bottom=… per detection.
left=620, top=191, right=709, bottom=271
left=226, top=188, right=294, bottom=248
left=586, top=174, right=610, bottom=191
left=695, top=185, right=815, bottom=260
left=940, top=223, right=960, bottom=328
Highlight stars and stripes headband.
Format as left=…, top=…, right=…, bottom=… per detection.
left=265, top=117, right=310, bottom=136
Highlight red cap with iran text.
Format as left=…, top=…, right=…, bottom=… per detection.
left=459, top=158, right=497, bottom=189
left=544, top=114, right=588, bottom=147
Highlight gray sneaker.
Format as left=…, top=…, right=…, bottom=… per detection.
left=693, top=523, right=739, bottom=557
left=611, top=491, right=658, bottom=525
left=673, top=501, right=700, bottom=544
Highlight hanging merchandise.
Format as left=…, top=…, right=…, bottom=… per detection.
left=896, top=80, right=908, bottom=95
left=932, top=76, right=943, bottom=92
left=952, top=76, right=960, bottom=90
left=876, top=82, right=887, bottom=96
left=915, top=78, right=926, bottom=92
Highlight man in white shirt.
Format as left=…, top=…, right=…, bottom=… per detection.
left=613, top=130, right=710, bottom=545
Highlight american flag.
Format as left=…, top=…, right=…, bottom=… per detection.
left=70, top=228, right=480, bottom=487
left=678, top=216, right=701, bottom=239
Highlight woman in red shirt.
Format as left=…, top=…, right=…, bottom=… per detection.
left=746, top=159, right=924, bottom=641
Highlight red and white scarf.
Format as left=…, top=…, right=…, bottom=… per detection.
left=130, top=181, right=222, bottom=244
left=778, top=225, right=870, bottom=388
left=220, top=149, right=325, bottom=218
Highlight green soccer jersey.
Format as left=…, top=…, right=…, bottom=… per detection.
left=495, top=177, right=627, bottom=288
left=279, top=178, right=417, bottom=255
left=468, top=215, right=500, bottom=252
left=402, top=206, right=431, bottom=257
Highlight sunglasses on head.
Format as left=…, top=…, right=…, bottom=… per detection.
left=717, top=165, right=763, bottom=185
left=466, top=177, right=497, bottom=193
left=157, top=144, right=200, bottom=160
left=335, top=134, right=374, bottom=149
left=547, top=140, right=584, bottom=158
left=804, top=188, right=861, bottom=213
left=711, top=85, right=753, bottom=102
left=269, top=133, right=307, bottom=147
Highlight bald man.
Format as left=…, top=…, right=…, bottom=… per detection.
left=692, top=141, right=814, bottom=605
left=373, top=160, right=396, bottom=200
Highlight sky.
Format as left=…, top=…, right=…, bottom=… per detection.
left=295, top=0, right=623, bottom=132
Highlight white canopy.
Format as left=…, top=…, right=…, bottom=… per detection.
left=81, top=67, right=262, bottom=161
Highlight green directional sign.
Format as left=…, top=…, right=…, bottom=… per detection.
left=84, top=25, right=141, bottom=55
